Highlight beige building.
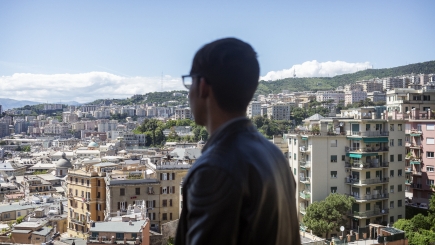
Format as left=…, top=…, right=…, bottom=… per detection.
left=386, top=85, right=435, bottom=113
left=288, top=107, right=405, bottom=237
left=67, top=162, right=111, bottom=238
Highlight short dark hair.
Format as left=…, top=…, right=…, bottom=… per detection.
left=190, top=38, right=260, bottom=112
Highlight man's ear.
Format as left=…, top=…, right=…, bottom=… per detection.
left=198, top=77, right=210, bottom=99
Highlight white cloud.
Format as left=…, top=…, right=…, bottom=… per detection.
left=260, top=60, right=372, bottom=81
left=0, top=72, right=186, bottom=103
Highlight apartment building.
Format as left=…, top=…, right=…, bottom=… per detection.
left=385, top=86, right=435, bottom=205
left=174, top=108, right=191, bottom=120
left=247, top=101, right=262, bottom=118
left=362, top=81, right=383, bottom=93
left=288, top=107, right=405, bottom=236
left=345, top=91, right=367, bottom=106
left=316, top=91, right=345, bottom=104
left=67, top=163, right=111, bottom=238
left=383, top=77, right=407, bottom=91
left=266, top=102, right=291, bottom=120
left=367, top=91, right=386, bottom=103
left=344, top=84, right=364, bottom=92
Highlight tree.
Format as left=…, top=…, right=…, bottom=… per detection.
left=303, top=193, right=355, bottom=237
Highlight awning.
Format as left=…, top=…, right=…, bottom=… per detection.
left=347, top=153, right=362, bottom=158
left=410, top=134, right=421, bottom=136
left=301, top=136, right=308, bottom=140
left=363, top=137, right=388, bottom=143
left=347, top=137, right=362, bottom=141
left=410, top=161, right=421, bottom=165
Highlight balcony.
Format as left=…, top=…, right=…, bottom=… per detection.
left=345, top=147, right=389, bottom=153
left=299, top=206, right=307, bottom=214
left=413, top=172, right=422, bottom=176
left=348, top=193, right=389, bottom=202
left=405, top=180, right=412, bottom=185
left=349, top=208, right=389, bottom=219
left=411, top=183, right=423, bottom=189
left=299, top=160, right=311, bottom=169
left=300, top=145, right=310, bottom=153
left=347, top=131, right=389, bottom=137
left=345, top=161, right=389, bottom=169
left=345, top=177, right=389, bottom=185
left=299, top=191, right=311, bottom=200
left=299, top=177, right=311, bottom=184
left=405, top=167, right=412, bottom=173
left=70, top=218, right=85, bottom=225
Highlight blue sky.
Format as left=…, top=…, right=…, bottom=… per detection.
left=0, top=1, right=434, bottom=102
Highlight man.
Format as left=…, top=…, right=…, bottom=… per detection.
left=175, top=38, right=300, bottom=245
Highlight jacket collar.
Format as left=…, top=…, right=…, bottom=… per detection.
left=202, top=117, right=252, bottom=153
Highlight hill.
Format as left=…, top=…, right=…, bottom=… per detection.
left=256, top=60, right=435, bottom=95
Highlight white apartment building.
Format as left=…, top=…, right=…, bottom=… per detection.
left=247, top=101, right=262, bottom=118
left=288, top=107, right=405, bottom=235
left=316, top=91, right=345, bottom=104
left=344, top=84, right=364, bottom=92
left=266, top=102, right=291, bottom=120
left=362, top=81, right=383, bottom=93
left=345, top=91, right=368, bottom=106
left=386, top=85, right=435, bottom=113
left=383, top=77, right=407, bottom=91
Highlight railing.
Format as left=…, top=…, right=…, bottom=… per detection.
left=413, top=172, right=422, bottom=176
left=345, top=177, right=389, bottom=185
left=405, top=180, right=412, bottom=185
left=347, top=131, right=389, bottom=137
left=347, top=193, right=389, bottom=201
left=411, top=183, right=422, bottom=189
left=300, top=146, right=310, bottom=152
left=299, top=177, right=311, bottom=183
left=70, top=218, right=85, bottom=225
left=299, top=206, right=307, bottom=213
left=349, top=208, right=389, bottom=218
left=345, top=161, right=389, bottom=169
left=299, top=161, right=311, bottom=168
left=405, top=167, right=412, bottom=172
left=346, top=147, right=389, bottom=153
left=299, top=191, right=311, bottom=200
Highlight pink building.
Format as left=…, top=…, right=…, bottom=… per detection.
left=404, top=108, right=435, bottom=204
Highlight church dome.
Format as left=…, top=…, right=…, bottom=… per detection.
left=56, top=152, right=73, bottom=169
left=88, top=141, right=99, bottom=148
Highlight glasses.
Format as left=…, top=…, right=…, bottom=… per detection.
left=181, top=74, right=201, bottom=90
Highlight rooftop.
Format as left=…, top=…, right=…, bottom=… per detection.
left=89, top=219, right=147, bottom=233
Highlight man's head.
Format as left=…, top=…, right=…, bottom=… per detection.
left=189, top=38, right=260, bottom=113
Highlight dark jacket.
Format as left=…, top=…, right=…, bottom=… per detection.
left=175, top=118, right=301, bottom=245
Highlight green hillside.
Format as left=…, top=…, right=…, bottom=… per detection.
left=256, top=60, right=435, bottom=95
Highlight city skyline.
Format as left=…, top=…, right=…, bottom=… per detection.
left=1, top=1, right=434, bottom=102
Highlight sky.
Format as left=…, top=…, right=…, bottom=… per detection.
left=0, top=0, right=434, bottom=103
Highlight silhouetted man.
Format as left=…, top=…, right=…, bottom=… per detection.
left=176, top=38, right=301, bottom=245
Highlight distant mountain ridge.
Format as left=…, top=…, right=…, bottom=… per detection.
left=0, top=98, right=81, bottom=110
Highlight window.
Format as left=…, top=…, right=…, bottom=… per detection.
left=330, top=171, right=337, bottom=178
left=294, top=139, right=297, bottom=145
left=427, top=166, right=434, bottom=172
left=390, top=185, right=394, bottom=193
left=423, top=95, right=431, bottom=101
left=162, top=213, right=167, bottom=220
left=398, top=185, right=402, bottom=192
left=390, top=170, right=394, bottom=177
left=120, top=188, right=125, bottom=196
left=170, top=199, right=173, bottom=206
left=342, top=155, right=345, bottom=161
left=75, top=189, right=78, bottom=196
left=398, top=215, right=403, bottom=220
left=162, top=200, right=167, bottom=207
left=293, top=168, right=296, bottom=175
left=427, top=179, right=434, bottom=186
left=398, top=154, right=402, bottom=161
left=116, top=233, right=124, bottom=240
left=390, top=124, right=394, bottom=131
left=398, top=200, right=402, bottom=207
left=294, top=153, right=296, bottom=160
left=398, top=139, right=402, bottom=146
left=390, top=201, right=394, bottom=209
left=170, top=213, right=173, bottom=220
left=87, top=180, right=89, bottom=186
left=390, top=155, right=394, bottom=162
left=97, top=192, right=100, bottom=198
left=366, top=203, right=371, bottom=211
left=427, top=152, right=435, bottom=158
left=331, top=187, right=337, bottom=193
left=366, top=124, right=371, bottom=131
left=390, top=216, right=394, bottom=223
left=331, top=155, right=337, bottom=162
left=330, top=140, right=337, bottom=147
left=161, top=187, right=167, bottom=194
left=97, top=180, right=100, bottom=186
left=136, top=188, right=140, bottom=195
left=75, top=178, right=78, bottom=184
left=398, top=124, right=402, bottom=131
left=427, top=124, right=435, bottom=131
left=398, top=169, right=402, bottom=177
left=390, top=139, right=394, bottom=147
left=427, top=138, right=435, bottom=145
